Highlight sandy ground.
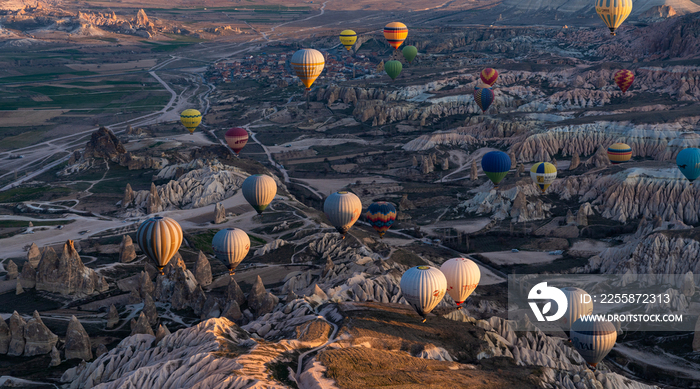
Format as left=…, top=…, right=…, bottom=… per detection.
left=481, top=250, right=561, bottom=266
left=569, top=239, right=611, bottom=254
left=267, top=137, right=369, bottom=153
left=420, top=218, right=492, bottom=234
left=293, top=176, right=398, bottom=197
left=0, top=109, right=67, bottom=127
left=67, top=59, right=158, bottom=73
left=477, top=264, right=506, bottom=285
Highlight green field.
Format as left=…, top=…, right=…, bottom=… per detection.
left=0, top=85, right=170, bottom=111
left=0, top=219, right=75, bottom=228
left=0, top=186, right=72, bottom=203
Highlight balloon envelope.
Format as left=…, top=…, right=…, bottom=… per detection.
left=481, top=151, right=511, bottom=186
left=180, top=109, right=202, bottom=134
left=291, top=49, right=325, bottom=90
left=385, top=60, right=403, bottom=80
left=366, top=201, right=396, bottom=238
left=339, top=30, right=357, bottom=51
left=440, top=258, right=480, bottom=305
left=480, top=68, right=499, bottom=86
left=242, top=174, right=277, bottom=214
left=558, top=287, right=593, bottom=331
left=571, top=318, right=617, bottom=367
left=402, top=45, right=417, bottom=63
left=324, top=191, right=362, bottom=236
left=383, top=22, right=408, bottom=50
left=212, top=228, right=250, bottom=274
left=607, top=143, right=632, bottom=164
left=530, top=162, right=557, bottom=193
left=595, top=0, right=632, bottom=36
left=614, top=69, right=634, bottom=93
left=225, top=127, right=248, bottom=155
left=136, top=216, right=183, bottom=272
left=400, top=266, right=446, bottom=321
left=677, top=148, right=700, bottom=182
left=473, top=87, right=495, bottom=113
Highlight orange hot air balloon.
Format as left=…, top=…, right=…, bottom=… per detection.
left=383, top=22, right=408, bottom=50
left=480, top=68, right=499, bottom=86
left=614, top=70, right=634, bottom=93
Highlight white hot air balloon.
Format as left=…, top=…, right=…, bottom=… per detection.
left=400, top=265, right=447, bottom=322
left=242, top=174, right=277, bottom=214
left=570, top=317, right=617, bottom=369
left=440, top=257, right=480, bottom=308
left=136, top=216, right=183, bottom=274
left=323, top=191, right=362, bottom=238
left=212, top=228, right=250, bottom=276
left=559, top=287, right=593, bottom=335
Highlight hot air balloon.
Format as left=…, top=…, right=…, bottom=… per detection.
left=595, top=0, right=632, bottom=36
left=225, top=127, right=248, bottom=155
left=558, top=287, right=593, bottom=335
left=530, top=162, right=557, bottom=193
left=400, top=266, right=447, bottom=322
left=480, top=68, right=499, bottom=86
left=180, top=109, right=202, bottom=134
left=440, top=258, right=480, bottom=308
left=384, top=60, right=402, bottom=80
left=291, top=48, right=325, bottom=91
left=614, top=69, right=634, bottom=93
left=481, top=151, right=511, bottom=187
left=242, top=174, right=277, bottom=214
left=473, top=86, right=495, bottom=113
left=571, top=318, right=617, bottom=369
left=402, top=45, right=417, bottom=63
left=383, top=22, right=407, bottom=50
left=365, top=201, right=396, bottom=238
left=339, top=30, right=357, bottom=51
left=324, top=191, right=362, bottom=238
left=136, top=216, right=183, bottom=274
left=677, top=148, right=700, bottom=182
left=212, top=228, right=250, bottom=276
left=607, top=143, right=632, bottom=164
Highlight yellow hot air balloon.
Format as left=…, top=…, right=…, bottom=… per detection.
left=339, top=30, right=357, bottom=51
left=212, top=228, right=250, bottom=276
left=383, top=22, right=407, bottom=50
left=291, top=49, right=325, bottom=91
left=180, top=109, right=202, bottom=134
left=530, top=162, right=557, bottom=193
left=242, top=174, right=277, bottom=214
left=136, top=216, right=183, bottom=274
left=324, top=191, right=362, bottom=238
left=595, top=0, right=632, bottom=36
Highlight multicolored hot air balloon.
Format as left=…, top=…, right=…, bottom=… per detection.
left=212, top=228, right=250, bottom=276
left=180, top=109, right=202, bottom=134
left=339, top=30, right=357, bottom=51
left=402, top=45, right=417, bottom=63
left=474, top=86, right=495, bottom=113
left=558, top=287, right=593, bottom=335
left=400, top=266, right=447, bottom=322
left=383, top=22, right=407, bottom=50
left=607, top=143, right=632, bottom=164
left=571, top=318, right=617, bottom=369
left=481, top=150, right=511, bottom=187
left=136, top=216, right=183, bottom=274
left=480, top=68, right=499, bottom=86
left=530, top=162, right=557, bottom=193
left=291, top=48, right=325, bottom=91
left=595, top=0, right=632, bottom=36
left=677, top=148, right=700, bottom=182
left=384, top=60, right=402, bottom=80
left=324, top=191, right=362, bottom=238
left=225, top=127, right=248, bottom=155
left=440, top=258, right=480, bottom=308
left=242, top=174, right=277, bottom=214
left=365, top=201, right=396, bottom=238
left=614, top=69, right=634, bottom=93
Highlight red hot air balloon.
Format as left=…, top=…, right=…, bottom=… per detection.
left=614, top=70, right=634, bottom=93
left=480, top=68, right=499, bottom=86
left=225, top=127, right=248, bottom=155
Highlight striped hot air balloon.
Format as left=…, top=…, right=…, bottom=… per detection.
left=677, top=148, right=700, bottom=182
left=558, top=287, right=594, bottom=335
left=400, top=266, right=447, bottom=322
left=291, top=48, right=325, bottom=91
left=212, top=228, right=250, bottom=275
left=383, top=22, right=408, bottom=50
left=180, top=109, right=202, bottom=134
left=402, top=45, right=417, bottom=63
left=324, top=191, right=362, bottom=238
left=242, top=174, right=277, bottom=214
left=607, top=143, right=632, bottom=164
left=339, top=30, right=357, bottom=51
left=440, top=258, right=480, bottom=308
left=481, top=150, right=511, bottom=187
left=530, top=162, right=557, bottom=193
left=614, top=69, right=634, bottom=93
left=595, top=0, right=632, bottom=36
left=480, top=68, right=499, bottom=86
left=365, top=201, right=397, bottom=238
left=571, top=318, right=617, bottom=369
left=473, top=86, right=495, bottom=113
left=384, top=60, right=403, bottom=80
left=136, top=216, right=183, bottom=274
left=225, top=127, right=248, bottom=155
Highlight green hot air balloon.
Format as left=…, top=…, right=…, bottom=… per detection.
left=402, top=45, right=417, bottom=63
left=385, top=60, right=403, bottom=80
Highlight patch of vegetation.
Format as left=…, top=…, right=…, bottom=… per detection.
left=0, top=219, right=74, bottom=228
left=0, top=186, right=72, bottom=203
left=148, top=141, right=165, bottom=148
left=388, top=248, right=427, bottom=267
left=0, top=71, right=96, bottom=84
left=268, top=351, right=299, bottom=388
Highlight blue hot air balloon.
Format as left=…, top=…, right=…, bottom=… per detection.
left=474, top=87, right=495, bottom=113
left=366, top=201, right=397, bottom=238
left=677, top=148, right=700, bottom=182
left=481, top=151, right=511, bottom=187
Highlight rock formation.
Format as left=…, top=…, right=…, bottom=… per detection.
left=106, top=305, right=119, bottom=329
left=130, top=312, right=154, bottom=336
left=8, top=311, right=26, bottom=356
left=569, top=153, right=580, bottom=170
left=142, top=294, right=158, bottom=326
left=147, top=183, right=162, bottom=214
left=119, top=235, right=136, bottom=263
left=26, top=243, right=40, bottom=268
left=123, top=184, right=134, bottom=208
left=471, top=160, right=478, bottom=180
left=194, top=251, right=212, bottom=287
left=0, top=317, right=9, bottom=354
left=20, top=262, right=35, bottom=289
left=155, top=324, right=170, bottom=343
left=82, top=127, right=126, bottom=161
left=247, top=276, right=279, bottom=318
left=227, top=278, right=246, bottom=308
left=5, top=260, right=17, bottom=280
left=65, top=316, right=92, bottom=361
left=95, top=343, right=108, bottom=358
left=214, top=202, right=226, bottom=224
left=35, top=241, right=108, bottom=296
left=24, top=311, right=58, bottom=356
left=15, top=281, right=23, bottom=295
left=50, top=345, right=61, bottom=367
